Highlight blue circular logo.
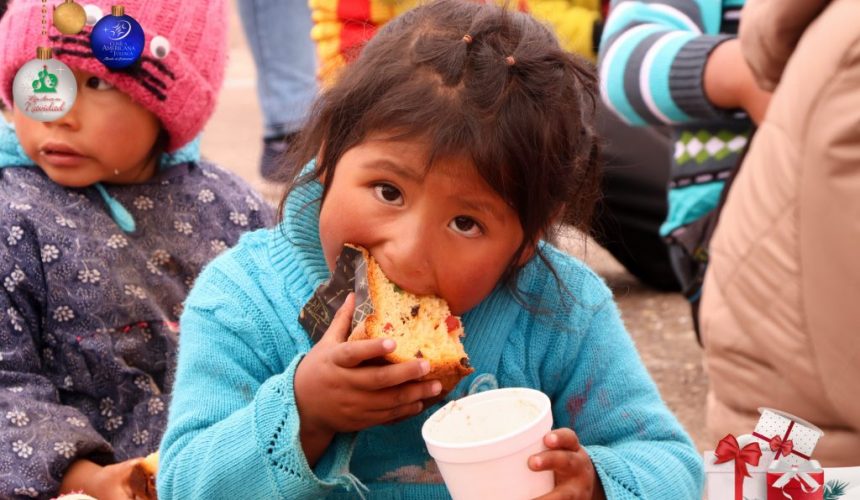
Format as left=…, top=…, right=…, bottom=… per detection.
left=107, top=20, right=133, bottom=41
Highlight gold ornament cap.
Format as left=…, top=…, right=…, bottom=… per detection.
left=111, top=5, right=125, bottom=16
left=53, top=0, right=87, bottom=35
left=36, top=46, right=53, bottom=60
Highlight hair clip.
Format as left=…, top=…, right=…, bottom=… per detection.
left=505, top=55, right=516, bottom=66
left=462, top=34, right=473, bottom=44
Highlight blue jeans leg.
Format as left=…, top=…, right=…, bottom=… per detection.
left=236, top=0, right=319, bottom=139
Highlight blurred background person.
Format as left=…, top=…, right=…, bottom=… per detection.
left=236, top=0, right=318, bottom=180
left=598, top=0, right=771, bottom=334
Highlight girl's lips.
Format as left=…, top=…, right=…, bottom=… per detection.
left=39, top=142, right=88, bottom=167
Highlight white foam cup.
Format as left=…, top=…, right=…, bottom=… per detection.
left=421, top=387, right=554, bottom=499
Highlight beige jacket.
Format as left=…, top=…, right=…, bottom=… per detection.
left=700, top=0, right=860, bottom=466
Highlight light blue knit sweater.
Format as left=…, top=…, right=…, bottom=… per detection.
left=158, top=178, right=705, bottom=499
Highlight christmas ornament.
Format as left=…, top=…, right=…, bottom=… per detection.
left=53, top=0, right=87, bottom=35
left=90, top=5, right=144, bottom=69
left=12, top=47, right=78, bottom=122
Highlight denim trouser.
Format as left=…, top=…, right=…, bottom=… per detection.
left=236, top=0, right=319, bottom=139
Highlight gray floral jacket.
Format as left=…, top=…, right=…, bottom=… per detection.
left=0, top=163, right=273, bottom=498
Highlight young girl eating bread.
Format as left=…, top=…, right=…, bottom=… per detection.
left=158, top=1, right=704, bottom=497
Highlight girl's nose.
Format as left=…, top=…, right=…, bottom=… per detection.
left=379, top=221, right=435, bottom=296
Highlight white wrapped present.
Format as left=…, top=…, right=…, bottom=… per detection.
left=705, top=434, right=775, bottom=500
left=752, top=408, right=824, bottom=467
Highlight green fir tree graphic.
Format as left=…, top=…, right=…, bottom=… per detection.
left=824, top=479, right=849, bottom=500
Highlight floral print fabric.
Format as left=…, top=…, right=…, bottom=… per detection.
left=0, top=162, right=273, bottom=498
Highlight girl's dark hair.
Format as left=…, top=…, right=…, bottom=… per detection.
left=279, top=0, right=601, bottom=293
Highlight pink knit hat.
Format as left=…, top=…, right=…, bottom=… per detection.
left=0, top=0, right=227, bottom=152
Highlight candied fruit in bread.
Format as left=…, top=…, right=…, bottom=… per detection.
left=348, top=246, right=474, bottom=392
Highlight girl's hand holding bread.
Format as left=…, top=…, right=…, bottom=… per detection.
left=294, top=293, right=443, bottom=465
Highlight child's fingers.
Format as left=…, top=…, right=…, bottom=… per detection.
left=332, top=336, right=398, bottom=368
left=369, top=400, right=425, bottom=423
left=365, top=380, right=443, bottom=409
left=321, top=293, right=355, bottom=344
left=350, top=359, right=432, bottom=389
left=528, top=449, right=585, bottom=474
left=544, top=428, right=580, bottom=451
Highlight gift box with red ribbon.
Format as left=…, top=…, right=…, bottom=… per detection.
left=766, top=458, right=824, bottom=500
left=752, top=408, right=824, bottom=467
left=705, top=434, right=775, bottom=500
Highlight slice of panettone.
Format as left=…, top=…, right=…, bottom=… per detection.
left=348, top=246, right=474, bottom=393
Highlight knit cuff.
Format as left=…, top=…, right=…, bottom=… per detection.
left=587, top=445, right=641, bottom=498
left=587, top=443, right=705, bottom=498
left=669, top=34, right=736, bottom=120
left=254, top=355, right=358, bottom=496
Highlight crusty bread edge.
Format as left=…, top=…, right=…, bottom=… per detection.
left=348, top=248, right=474, bottom=392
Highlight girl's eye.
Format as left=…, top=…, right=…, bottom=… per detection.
left=449, top=216, right=483, bottom=237
left=85, top=77, right=114, bottom=90
left=373, top=183, right=403, bottom=205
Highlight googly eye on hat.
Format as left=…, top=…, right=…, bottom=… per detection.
left=83, top=4, right=104, bottom=26
left=150, top=35, right=170, bottom=59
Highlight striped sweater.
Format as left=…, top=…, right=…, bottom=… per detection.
left=598, top=0, right=751, bottom=236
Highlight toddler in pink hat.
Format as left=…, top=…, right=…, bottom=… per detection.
left=0, top=1, right=273, bottom=497
left=0, top=0, right=227, bottom=152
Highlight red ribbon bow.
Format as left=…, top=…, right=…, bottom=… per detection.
left=752, top=420, right=811, bottom=461
left=714, top=434, right=763, bottom=500
left=769, top=435, right=794, bottom=458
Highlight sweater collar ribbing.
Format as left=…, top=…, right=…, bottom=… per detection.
left=269, top=178, right=330, bottom=289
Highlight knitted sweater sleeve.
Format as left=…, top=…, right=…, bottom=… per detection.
left=548, top=292, right=704, bottom=498
left=157, top=257, right=357, bottom=500
left=598, top=0, right=733, bottom=126
left=0, top=216, right=111, bottom=498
